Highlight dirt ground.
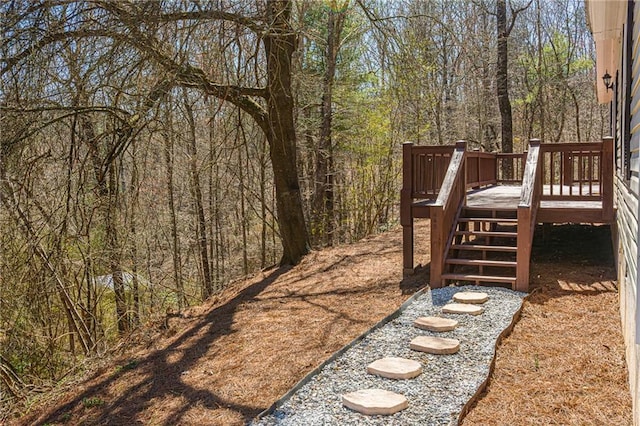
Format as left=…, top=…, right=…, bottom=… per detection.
left=462, top=224, right=632, bottom=425
left=12, top=221, right=632, bottom=425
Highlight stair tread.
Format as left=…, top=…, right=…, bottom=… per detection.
left=442, top=273, right=516, bottom=283
left=445, top=259, right=517, bottom=267
left=462, top=209, right=517, bottom=218
left=454, top=231, right=518, bottom=237
left=463, top=206, right=517, bottom=211
left=451, top=244, right=517, bottom=251
left=458, top=218, right=518, bottom=223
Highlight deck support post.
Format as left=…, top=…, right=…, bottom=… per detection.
left=602, top=136, right=614, bottom=222
left=516, top=205, right=531, bottom=292
left=515, top=139, right=541, bottom=293
left=430, top=207, right=444, bottom=288
left=401, top=142, right=414, bottom=275
left=402, top=223, right=414, bottom=276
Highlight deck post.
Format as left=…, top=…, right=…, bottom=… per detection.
left=515, top=139, right=541, bottom=292
left=602, top=136, right=614, bottom=222
left=516, top=205, right=531, bottom=292
left=430, top=207, right=444, bottom=288
left=401, top=142, right=415, bottom=275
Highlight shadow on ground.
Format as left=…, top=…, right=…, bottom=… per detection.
left=28, top=225, right=431, bottom=426
left=532, top=223, right=614, bottom=265
left=528, top=223, right=617, bottom=303
left=36, top=267, right=290, bottom=426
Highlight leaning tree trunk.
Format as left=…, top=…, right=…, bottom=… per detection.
left=497, top=0, right=514, bottom=178
left=263, top=0, right=310, bottom=265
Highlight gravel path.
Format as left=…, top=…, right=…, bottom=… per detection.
left=251, top=285, right=525, bottom=426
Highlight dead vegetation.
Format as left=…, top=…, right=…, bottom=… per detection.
left=463, top=224, right=632, bottom=425
left=10, top=222, right=632, bottom=425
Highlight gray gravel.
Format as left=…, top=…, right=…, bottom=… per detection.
left=251, top=285, right=525, bottom=426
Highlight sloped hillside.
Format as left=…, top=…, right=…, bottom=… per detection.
left=17, top=223, right=431, bottom=425
left=13, top=222, right=632, bottom=425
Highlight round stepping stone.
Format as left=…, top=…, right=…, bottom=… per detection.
left=366, top=357, right=422, bottom=380
left=342, top=388, right=408, bottom=415
left=410, top=336, right=460, bottom=354
left=442, top=303, right=484, bottom=315
left=414, top=316, right=458, bottom=332
left=453, top=291, right=489, bottom=304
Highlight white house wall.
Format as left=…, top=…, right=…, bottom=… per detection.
left=614, top=1, right=640, bottom=423
left=615, top=176, right=640, bottom=425
left=590, top=0, right=640, bottom=420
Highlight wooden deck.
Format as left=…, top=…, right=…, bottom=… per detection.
left=401, top=138, right=614, bottom=292
left=467, top=184, right=604, bottom=222
left=467, top=185, right=520, bottom=209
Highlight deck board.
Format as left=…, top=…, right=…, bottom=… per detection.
left=464, top=185, right=605, bottom=222
left=466, top=185, right=520, bottom=209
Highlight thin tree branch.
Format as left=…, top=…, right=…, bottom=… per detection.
left=1, top=29, right=125, bottom=77
left=99, top=1, right=269, bottom=128
left=150, top=10, right=265, bottom=34
left=507, top=0, right=533, bottom=36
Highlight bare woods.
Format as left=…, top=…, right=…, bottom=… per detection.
left=0, top=0, right=603, bottom=415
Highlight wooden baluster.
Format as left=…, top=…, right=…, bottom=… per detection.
left=578, top=152, right=583, bottom=196
left=589, top=151, right=594, bottom=196
left=551, top=151, right=556, bottom=196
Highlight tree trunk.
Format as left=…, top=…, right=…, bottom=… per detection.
left=497, top=0, right=514, bottom=177
left=80, top=109, right=129, bottom=334
left=536, top=0, right=545, bottom=142
left=107, top=163, right=128, bottom=334
left=264, top=0, right=309, bottom=265
left=163, top=112, right=185, bottom=309
left=184, top=93, right=213, bottom=299
left=237, top=113, right=249, bottom=275
left=314, top=3, right=346, bottom=246
left=259, top=135, right=268, bottom=268
left=129, top=141, right=141, bottom=325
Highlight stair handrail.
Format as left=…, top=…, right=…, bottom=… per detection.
left=430, top=141, right=467, bottom=287
left=516, top=139, right=542, bottom=292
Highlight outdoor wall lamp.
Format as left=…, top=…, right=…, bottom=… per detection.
left=602, top=71, right=614, bottom=92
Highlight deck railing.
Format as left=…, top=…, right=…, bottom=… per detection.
left=430, top=141, right=467, bottom=287
left=401, top=143, right=455, bottom=273
left=402, top=143, right=455, bottom=200
left=497, top=153, right=527, bottom=183
left=540, top=142, right=602, bottom=199
left=539, top=137, right=613, bottom=221
left=401, top=141, right=525, bottom=274
left=466, top=151, right=497, bottom=188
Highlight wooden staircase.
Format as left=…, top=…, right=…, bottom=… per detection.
left=401, top=137, right=614, bottom=292
left=442, top=207, right=518, bottom=287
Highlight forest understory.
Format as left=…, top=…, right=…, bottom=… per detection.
left=8, top=221, right=632, bottom=426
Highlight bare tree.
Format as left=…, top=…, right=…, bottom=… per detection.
left=496, top=0, right=532, bottom=176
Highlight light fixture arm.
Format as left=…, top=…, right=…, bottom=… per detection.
left=602, top=70, right=614, bottom=92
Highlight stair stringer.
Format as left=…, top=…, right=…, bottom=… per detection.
left=442, top=206, right=519, bottom=289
